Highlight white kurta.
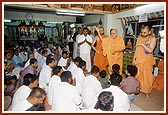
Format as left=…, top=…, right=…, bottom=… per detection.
left=11, top=100, right=33, bottom=111
left=34, top=51, right=43, bottom=68
left=19, top=51, right=28, bottom=62
left=47, top=75, right=61, bottom=105
left=24, top=59, right=30, bottom=68
left=77, top=34, right=93, bottom=72
left=73, top=42, right=78, bottom=59
left=58, top=57, right=68, bottom=71
left=73, top=67, right=85, bottom=95
left=51, top=82, right=82, bottom=111
left=11, top=85, right=32, bottom=110
left=77, top=34, right=93, bottom=54
left=160, top=38, right=164, bottom=53
left=39, top=65, right=52, bottom=92
left=38, top=56, right=46, bottom=69
left=101, top=85, right=130, bottom=111
left=81, top=75, right=102, bottom=109
left=67, top=62, right=78, bottom=76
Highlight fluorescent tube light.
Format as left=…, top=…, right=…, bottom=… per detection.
left=152, top=25, right=164, bottom=28
left=70, top=23, right=75, bottom=28
left=4, top=19, right=11, bottom=22
left=56, top=10, right=85, bottom=16
left=47, top=21, right=63, bottom=24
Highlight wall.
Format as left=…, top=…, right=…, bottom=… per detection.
left=105, top=3, right=165, bottom=37
left=83, top=14, right=104, bottom=26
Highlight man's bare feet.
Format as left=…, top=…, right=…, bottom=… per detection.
left=145, top=93, right=150, bottom=99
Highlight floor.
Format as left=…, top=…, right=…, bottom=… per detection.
left=129, top=89, right=165, bottom=112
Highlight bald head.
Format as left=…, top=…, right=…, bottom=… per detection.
left=141, top=26, right=150, bottom=31
left=99, top=27, right=105, bottom=35
left=141, top=26, right=150, bottom=38
left=110, top=29, right=118, bottom=39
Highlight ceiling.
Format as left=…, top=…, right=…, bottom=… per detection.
left=4, top=4, right=145, bottom=16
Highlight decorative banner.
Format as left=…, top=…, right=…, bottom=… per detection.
left=138, top=13, right=148, bottom=22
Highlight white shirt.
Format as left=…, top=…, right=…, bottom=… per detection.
left=11, top=85, right=32, bottom=110
left=81, top=75, right=102, bottom=109
left=73, top=67, right=85, bottom=95
left=39, top=65, right=52, bottom=92
left=34, top=51, right=43, bottom=68
left=67, top=34, right=74, bottom=42
left=58, top=57, right=68, bottom=71
left=47, top=75, right=61, bottom=105
left=38, top=56, right=46, bottom=69
left=19, top=51, right=28, bottom=62
left=76, top=34, right=81, bottom=43
left=160, top=38, right=164, bottom=53
left=11, top=99, right=32, bottom=111
left=67, top=62, right=77, bottom=76
left=77, top=34, right=93, bottom=54
left=101, top=85, right=130, bottom=111
left=34, top=51, right=41, bottom=60
left=24, top=59, right=30, bottom=68
left=51, top=82, right=82, bottom=111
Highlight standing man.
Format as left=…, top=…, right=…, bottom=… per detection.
left=101, top=29, right=125, bottom=75
left=133, top=26, right=156, bottom=98
left=92, top=27, right=108, bottom=71
left=73, top=27, right=83, bottom=59
left=77, top=27, right=93, bottom=72
left=67, top=30, right=74, bottom=57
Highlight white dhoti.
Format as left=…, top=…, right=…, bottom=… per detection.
left=80, top=53, right=91, bottom=72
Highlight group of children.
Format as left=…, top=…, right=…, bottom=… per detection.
left=99, top=64, right=140, bottom=102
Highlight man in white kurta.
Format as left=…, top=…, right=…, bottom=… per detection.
left=67, top=61, right=77, bottom=75
left=34, top=49, right=43, bottom=68
left=58, top=57, right=68, bottom=71
left=73, top=28, right=83, bottom=59
left=10, top=85, right=32, bottom=110
left=67, top=56, right=82, bottom=76
left=73, top=66, right=85, bottom=95
left=39, top=58, right=55, bottom=92
left=58, top=51, right=70, bottom=71
left=39, top=65, right=52, bottom=92
left=11, top=87, right=45, bottom=111
left=51, top=82, right=82, bottom=111
left=38, top=50, right=48, bottom=69
left=11, top=99, right=33, bottom=111
left=47, top=66, right=63, bottom=105
left=81, top=67, right=102, bottom=109
left=101, top=85, right=130, bottom=111
left=47, top=75, right=61, bottom=105
left=77, top=28, right=93, bottom=72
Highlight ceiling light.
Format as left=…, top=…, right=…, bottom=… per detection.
left=4, top=19, right=11, bottom=22
left=152, top=25, right=164, bottom=28
left=56, top=9, right=85, bottom=16
left=70, top=23, right=75, bottom=28
left=47, top=21, right=63, bottom=24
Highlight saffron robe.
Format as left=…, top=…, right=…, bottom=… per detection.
left=102, top=36, right=125, bottom=75
left=93, top=35, right=108, bottom=71
left=133, top=37, right=155, bottom=94
left=152, top=59, right=164, bottom=93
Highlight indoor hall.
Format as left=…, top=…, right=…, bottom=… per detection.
left=3, top=2, right=165, bottom=112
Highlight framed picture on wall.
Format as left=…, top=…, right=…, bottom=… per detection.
left=125, top=22, right=137, bottom=37
left=124, top=37, right=136, bottom=52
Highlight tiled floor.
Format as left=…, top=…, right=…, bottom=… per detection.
left=130, top=89, right=165, bottom=112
